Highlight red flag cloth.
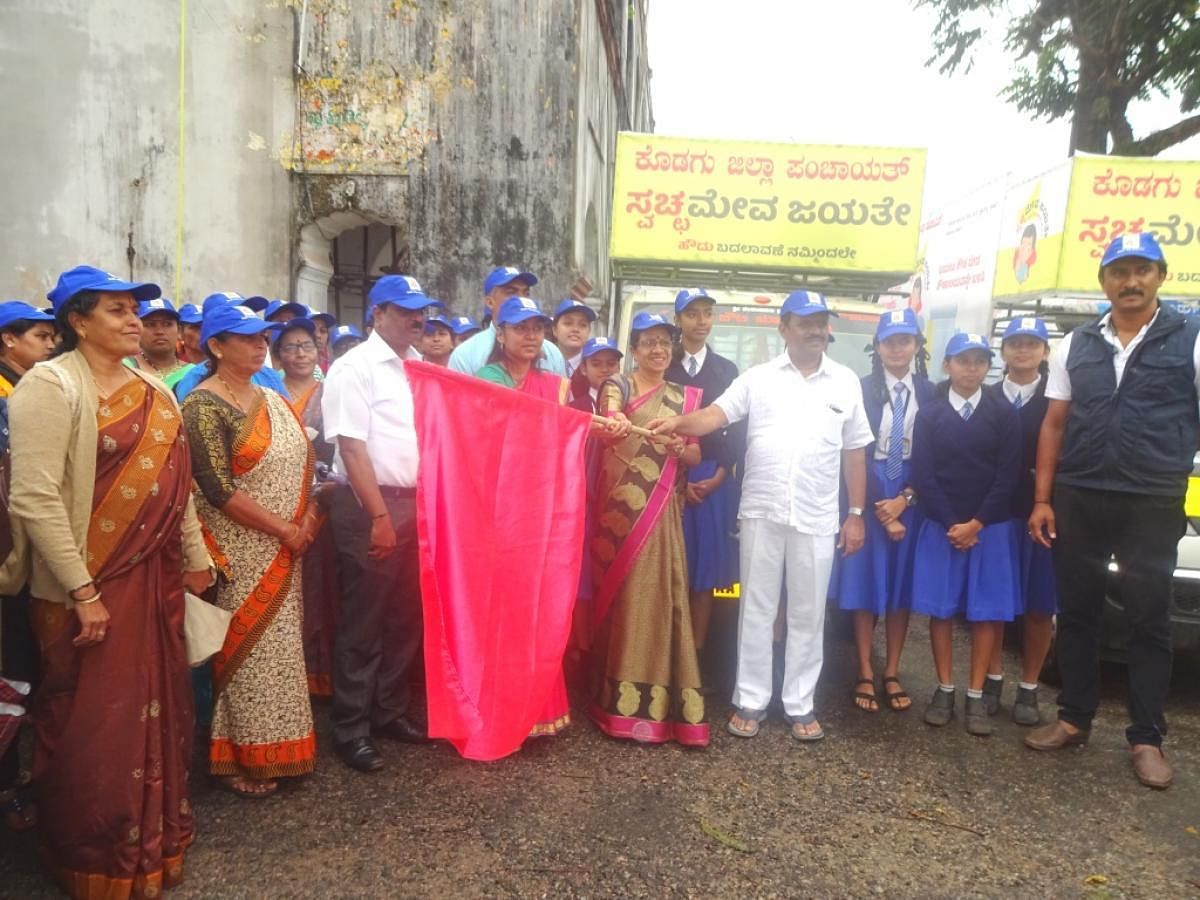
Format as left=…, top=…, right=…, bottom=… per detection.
left=405, top=361, right=592, bottom=761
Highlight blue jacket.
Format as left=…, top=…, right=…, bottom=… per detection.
left=666, top=345, right=744, bottom=470
left=174, top=363, right=290, bottom=402
left=859, top=370, right=934, bottom=501
left=986, top=376, right=1048, bottom=520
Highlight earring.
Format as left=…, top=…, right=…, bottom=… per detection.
left=215, top=353, right=223, bottom=360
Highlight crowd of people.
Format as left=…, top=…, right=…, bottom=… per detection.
left=0, top=228, right=1190, bottom=897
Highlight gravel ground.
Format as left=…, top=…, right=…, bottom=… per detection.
left=3, top=614, right=1198, bottom=899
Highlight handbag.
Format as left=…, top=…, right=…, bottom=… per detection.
left=184, top=591, right=232, bottom=668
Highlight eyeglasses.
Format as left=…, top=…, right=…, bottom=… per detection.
left=637, top=339, right=673, bottom=350
left=279, top=341, right=317, bottom=354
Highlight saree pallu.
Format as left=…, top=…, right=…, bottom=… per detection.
left=32, top=379, right=196, bottom=900
left=589, top=377, right=709, bottom=747
left=198, top=389, right=316, bottom=778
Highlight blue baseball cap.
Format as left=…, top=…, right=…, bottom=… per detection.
left=310, top=311, right=337, bottom=328
left=875, top=308, right=921, bottom=341
left=264, top=300, right=310, bottom=321
left=581, top=335, right=623, bottom=360
left=448, top=315, right=480, bottom=336
left=367, top=275, right=444, bottom=313
left=331, top=324, right=363, bottom=347
left=553, top=298, right=597, bottom=323
left=275, top=316, right=316, bottom=337
left=630, top=311, right=679, bottom=338
left=200, top=302, right=284, bottom=346
left=484, top=266, right=538, bottom=295
left=674, top=288, right=714, bottom=314
left=137, top=297, right=179, bottom=320
left=944, top=332, right=993, bottom=359
left=243, top=295, right=270, bottom=313
left=0, top=301, right=55, bottom=330
left=781, top=290, right=838, bottom=318
left=1002, top=316, right=1049, bottom=343
left=1100, top=231, right=1166, bottom=269
left=202, top=292, right=249, bottom=313
left=47, top=265, right=160, bottom=313
left=496, top=296, right=550, bottom=327
left=177, top=303, right=203, bottom=325
left=423, top=314, right=455, bottom=334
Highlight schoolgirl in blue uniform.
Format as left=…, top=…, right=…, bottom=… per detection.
left=911, top=332, right=1022, bottom=736
left=984, top=317, right=1055, bottom=725
left=838, top=309, right=932, bottom=713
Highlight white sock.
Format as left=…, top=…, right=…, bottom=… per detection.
left=966, top=688, right=983, bottom=699
left=1019, top=681, right=1039, bottom=691
left=986, top=673, right=1003, bottom=683
left=938, top=683, right=955, bottom=693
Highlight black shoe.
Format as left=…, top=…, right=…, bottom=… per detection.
left=964, top=695, right=993, bottom=737
left=982, top=677, right=1003, bottom=716
left=373, top=716, right=429, bottom=744
left=335, top=737, right=384, bottom=772
left=923, top=688, right=955, bottom=727
left=1012, top=685, right=1041, bottom=726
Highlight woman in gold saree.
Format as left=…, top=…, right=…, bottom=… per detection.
left=181, top=303, right=319, bottom=799
left=6, top=267, right=214, bottom=899
left=589, top=312, right=709, bottom=747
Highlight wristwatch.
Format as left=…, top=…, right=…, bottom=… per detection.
left=847, top=506, right=864, bottom=517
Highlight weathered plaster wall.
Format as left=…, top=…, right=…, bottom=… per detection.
left=0, top=1, right=293, bottom=304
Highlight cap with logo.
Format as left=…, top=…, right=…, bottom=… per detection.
left=496, top=296, right=550, bottom=327
left=137, top=297, right=179, bottom=320
left=448, top=315, right=481, bottom=336
left=0, top=301, right=55, bottom=330
left=1002, top=316, right=1049, bottom=343
left=176, top=303, right=203, bottom=325
left=331, top=324, right=363, bottom=346
left=581, top=335, right=623, bottom=360
left=1100, top=231, right=1166, bottom=270
left=264, top=300, right=310, bottom=321
left=367, top=275, right=443, bottom=313
left=875, top=308, right=921, bottom=341
left=483, top=266, right=538, bottom=295
left=781, top=290, right=838, bottom=319
left=310, top=311, right=338, bottom=328
left=200, top=302, right=285, bottom=346
left=423, top=314, right=455, bottom=334
left=47, top=265, right=161, bottom=314
left=275, top=315, right=316, bottom=338
left=630, top=310, right=680, bottom=338
left=674, top=288, right=714, bottom=314
left=944, top=331, right=994, bottom=359
left=202, top=292, right=250, bottom=313
left=553, top=298, right=597, bottom=323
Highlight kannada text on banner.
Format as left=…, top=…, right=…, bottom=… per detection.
left=1061, top=157, right=1200, bottom=296
left=610, top=133, right=927, bottom=275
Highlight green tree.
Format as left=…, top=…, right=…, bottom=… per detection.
left=916, top=0, right=1200, bottom=155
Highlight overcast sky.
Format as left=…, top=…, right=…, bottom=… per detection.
left=646, top=0, right=1200, bottom=213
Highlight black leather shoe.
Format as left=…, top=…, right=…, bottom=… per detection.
left=335, top=737, right=383, bottom=772
left=374, top=716, right=429, bottom=744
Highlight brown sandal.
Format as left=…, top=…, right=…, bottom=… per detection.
left=852, top=678, right=879, bottom=713
left=883, top=676, right=912, bottom=712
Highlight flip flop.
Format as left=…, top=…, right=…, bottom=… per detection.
left=882, top=676, right=912, bottom=712
left=726, top=707, right=764, bottom=738
left=788, top=713, right=825, bottom=742
left=852, top=678, right=879, bottom=713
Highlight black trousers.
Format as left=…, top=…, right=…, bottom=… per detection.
left=1051, top=483, right=1182, bottom=746
left=1, top=588, right=37, bottom=789
left=330, top=485, right=422, bottom=745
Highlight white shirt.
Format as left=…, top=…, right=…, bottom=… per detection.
left=874, top=370, right=918, bottom=461
left=1046, top=309, right=1200, bottom=406
left=322, top=331, right=423, bottom=488
left=947, top=387, right=982, bottom=415
left=565, top=352, right=582, bottom=377
left=681, top=344, right=708, bottom=376
left=714, top=352, right=873, bottom=535
left=1001, top=377, right=1039, bottom=407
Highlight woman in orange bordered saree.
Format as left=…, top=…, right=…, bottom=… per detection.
left=181, top=302, right=320, bottom=801
left=5, top=268, right=215, bottom=900
left=589, top=312, right=710, bottom=748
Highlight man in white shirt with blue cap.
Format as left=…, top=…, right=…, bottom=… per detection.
left=448, top=267, right=567, bottom=376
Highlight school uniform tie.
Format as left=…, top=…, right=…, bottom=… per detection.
left=1012, top=392, right=1023, bottom=410
left=960, top=401, right=973, bottom=421
left=687, top=355, right=698, bottom=377
left=886, top=383, right=907, bottom=481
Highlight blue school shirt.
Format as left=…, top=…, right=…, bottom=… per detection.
left=173, top=363, right=291, bottom=401
left=910, top=386, right=1021, bottom=529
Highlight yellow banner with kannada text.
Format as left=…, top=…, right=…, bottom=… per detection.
left=610, top=133, right=926, bottom=275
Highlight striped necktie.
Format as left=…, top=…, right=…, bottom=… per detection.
left=886, top=382, right=907, bottom=480
left=687, top=355, right=698, bottom=377
left=960, top=401, right=973, bottom=421
left=1012, top=392, right=1023, bottom=410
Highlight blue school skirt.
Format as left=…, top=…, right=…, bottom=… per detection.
left=837, top=459, right=922, bottom=616
left=682, top=459, right=739, bottom=591
left=1013, top=518, right=1057, bottom=616
left=910, top=519, right=1020, bottom=622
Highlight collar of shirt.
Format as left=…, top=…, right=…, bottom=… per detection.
left=566, top=352, right=581, bottom=372
left=883, top=368, right=914, bottom=395
left=948, top=387, right=982, bottom=413
left=1002, top=377, right=1038, bottom=405
left=1098, top=307, right=1159, bottom=347
left=775, top=351, right=831, bottom=381
left=362, top=329, right=422, bottom=364
left=682, top=344, right=708, bottom=372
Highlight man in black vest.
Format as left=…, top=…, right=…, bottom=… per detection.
left=1027, top=232, right=1199, bottom=789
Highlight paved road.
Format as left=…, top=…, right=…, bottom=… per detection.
left=4, top=616, right=1198, bottom=898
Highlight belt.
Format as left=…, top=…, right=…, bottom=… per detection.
left=378, top=485, right=417, bottom=499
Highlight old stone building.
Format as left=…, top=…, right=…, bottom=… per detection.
left=1, top=1, right=652, bottom=325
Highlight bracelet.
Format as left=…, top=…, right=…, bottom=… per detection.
left=74, top=591, right=102, bottom=605
left=69, top=582, right=95, bottom=600
left=1034, top=499, right=1052, bottom=505
left=282, top=524, right=301, bottom=542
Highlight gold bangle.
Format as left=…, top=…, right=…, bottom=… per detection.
left=74, top=591, right=102, bottom=605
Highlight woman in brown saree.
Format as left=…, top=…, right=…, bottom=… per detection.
left=181, top=302, right=319, bottom=799
left=4, top=266, right=214, bottom=899
left=589, top=312, right=709, bottom=747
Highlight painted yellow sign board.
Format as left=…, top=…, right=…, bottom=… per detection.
left=610, top=133, right=927, bottom=275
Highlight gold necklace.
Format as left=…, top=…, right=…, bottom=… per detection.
left=216, top=373, right=254, bottom=414
left=139, top=350, right=183, bottom=375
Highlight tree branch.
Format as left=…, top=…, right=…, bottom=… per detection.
left=1113, top=113, right=1200, bottom=156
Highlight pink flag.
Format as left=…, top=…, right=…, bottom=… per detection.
left=405, top=361, right=591, bottom=760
